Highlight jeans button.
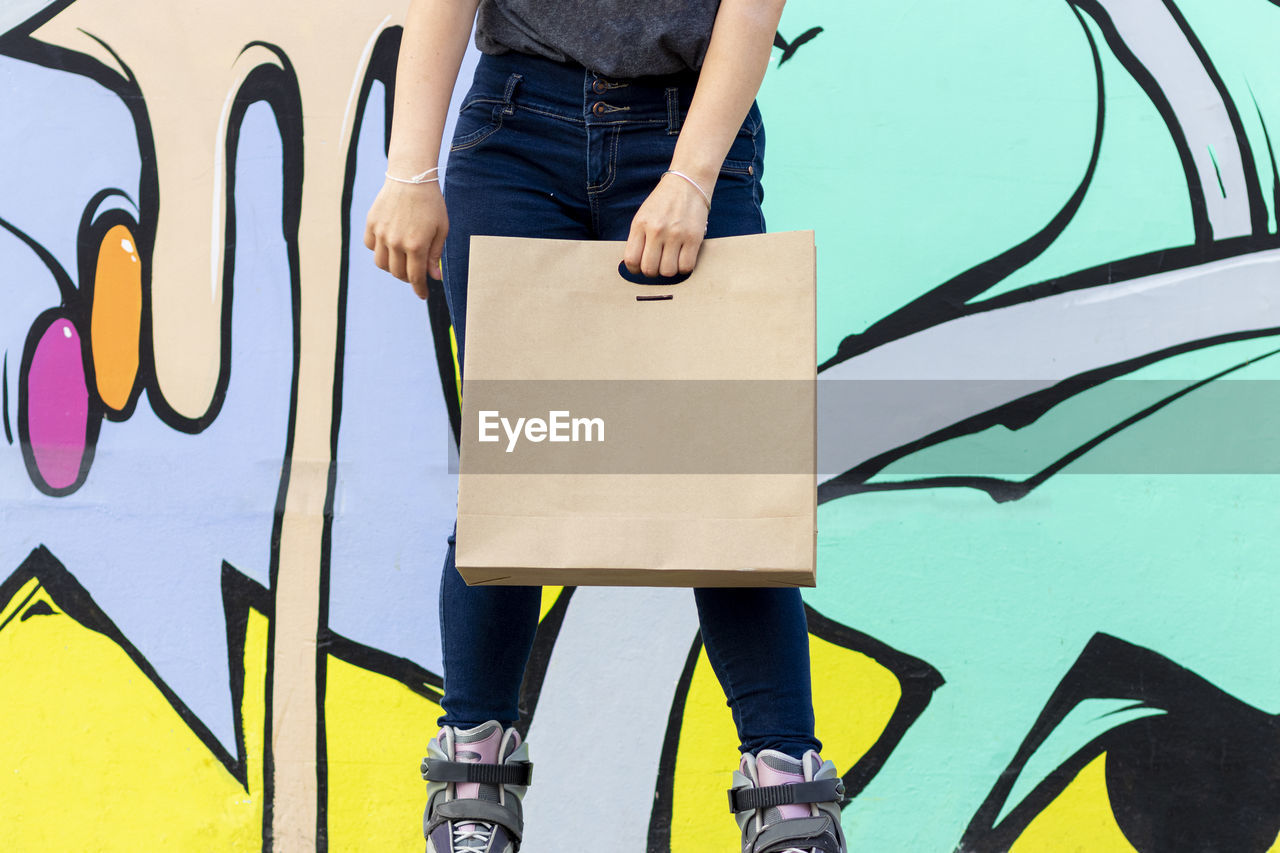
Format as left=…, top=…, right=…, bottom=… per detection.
left=592, top=102, right=608, bottom=116
left=592, top=79, right=607, bottom=94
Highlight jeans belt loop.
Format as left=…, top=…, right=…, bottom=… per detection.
left=665, top=87, right=681, bottom=135
left=502, top=73, right=523, bottom=115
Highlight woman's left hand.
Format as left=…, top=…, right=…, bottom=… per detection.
left=623, top=171, right=712, bottom=277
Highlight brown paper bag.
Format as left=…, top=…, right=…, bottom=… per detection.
left=455, top=231, right=815, bottom=587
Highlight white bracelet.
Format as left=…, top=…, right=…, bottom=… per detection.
left=386, top=166, right=440, bottom=185
left=662, top=169, right=712, bottom=210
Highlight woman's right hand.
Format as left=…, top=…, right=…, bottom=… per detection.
left=363, top=178, right=449, bottom=300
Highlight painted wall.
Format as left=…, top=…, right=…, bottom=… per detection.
left=3, top=1, right=1279, bottom=850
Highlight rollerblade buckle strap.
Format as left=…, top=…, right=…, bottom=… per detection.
left=426, top=799, right=525, bottom=842
left=727, top=777, right=844, bottom=813
left=422, top=757, right=534, bottom=786
left=752, top=815, right=843, bottom=853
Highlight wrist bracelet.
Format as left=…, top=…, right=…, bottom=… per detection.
left=662, top=169, right=712, bottom=210
left=386, top=166, right=440, bottom=185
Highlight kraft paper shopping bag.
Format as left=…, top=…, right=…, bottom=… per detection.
left=455, top=231, right=816, bottom=587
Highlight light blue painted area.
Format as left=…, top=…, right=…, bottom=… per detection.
left=214, top=101, right=294, bottom=591
left=759, top=0, right=1099, bottom=361
left=0, top=56, right=140, bottom=286
left=982, top=13, right=1197, bottom=299
left=0, top=217, right=65, bottom=451
left=807, top=468, right=1280, bottom=848
left=0, top=1, right=57, bottom=39
left=0, top=89, right=292, bottom=752
left=327, top=80, right=458, bottom=674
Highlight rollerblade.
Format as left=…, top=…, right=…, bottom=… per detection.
left=729, top=749, right=847, bottom=853
left=422, top=721, right=532, bottom=853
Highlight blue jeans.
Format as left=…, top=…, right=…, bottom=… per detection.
left=437, top=50, right=820, bottom=759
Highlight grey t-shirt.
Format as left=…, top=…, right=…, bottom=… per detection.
left=475, top=0, right=721, bottom=79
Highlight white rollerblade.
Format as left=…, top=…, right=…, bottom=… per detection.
left=729, top=749, right=847, bottom=853
left=422, top=721, right=531, bottom=853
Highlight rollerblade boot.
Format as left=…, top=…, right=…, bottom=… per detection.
left=422, top=721, right=532, bottom=853
left=729, top=749, right=847, bottom=853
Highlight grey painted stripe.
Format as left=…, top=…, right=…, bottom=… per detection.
left=1092, top=0, right=1253, bottom=239
left=521, top=586, right=700, bottom=852
left=818, top=248, right=1280, bottom=483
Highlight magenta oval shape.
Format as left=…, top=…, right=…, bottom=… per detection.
left=25, top=318, right=90, bottom=491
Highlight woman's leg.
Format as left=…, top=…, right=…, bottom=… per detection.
left=435, top=52, right=594, bottom=729
left=437, top=535, right=540, bottom=728
left=592, top=89, right=820, bottom=758
left=694, top=587, right=821, bottom=757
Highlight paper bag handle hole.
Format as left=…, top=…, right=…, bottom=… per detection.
left=617, top=260, right=690, bottom=288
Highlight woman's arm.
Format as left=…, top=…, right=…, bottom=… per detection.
left=623, top=0, right=786, bottom=278
left=364, top=0, right=480, bottom=298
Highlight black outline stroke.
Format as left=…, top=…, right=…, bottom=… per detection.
left=960, top=633, right=1280, bottom=852
left=1154, top=0, right=1269, bottom=238
left=824, top=6, right=1106, bottom=366
left=646, top=635, right=704, bottom=853
left=3, top=350, right=13, bottom=444
left=319, top=25, right=402, bottom=848
left=515, top=586, right=576, bottom=740
left=819, top=337, right=1280, bottom=504
left=0, top=547, right=269, bottom=788
left=1248, top=85, right=1280, bottom=231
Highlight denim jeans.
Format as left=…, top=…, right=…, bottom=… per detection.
left=437, top=50, right=820, bottom=759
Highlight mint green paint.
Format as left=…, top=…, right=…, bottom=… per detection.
left=757, top=1, right=1098, bottom=361
left=986, top=13, right=1195, bottom=298
left=758, top=2, right=1280, bottom=847
left=807, top=470, right=1280, bottom=848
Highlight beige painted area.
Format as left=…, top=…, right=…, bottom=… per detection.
left=30, top=2, right=408, bottom=848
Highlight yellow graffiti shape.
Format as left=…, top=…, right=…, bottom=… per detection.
left=538, top=584, right=564, bottom=622
left=1009, top=754, right=1137, bottom=853
left=0, top=578, right=267, bottom=851
left=324, top=656, right=444, bottom=852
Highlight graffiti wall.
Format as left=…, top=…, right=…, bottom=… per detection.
left=3, top=0, right=1278, bottom=850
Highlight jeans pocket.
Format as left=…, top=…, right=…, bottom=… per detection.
left=449, top=99, right=505, bottom=152
left=719, top=127, right=758, bottom=176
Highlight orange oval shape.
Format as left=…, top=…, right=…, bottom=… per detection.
left=90, top=224, right=142, bottom=413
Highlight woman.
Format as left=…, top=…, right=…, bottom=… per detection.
left=364, top=2, right=846, bottom=851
